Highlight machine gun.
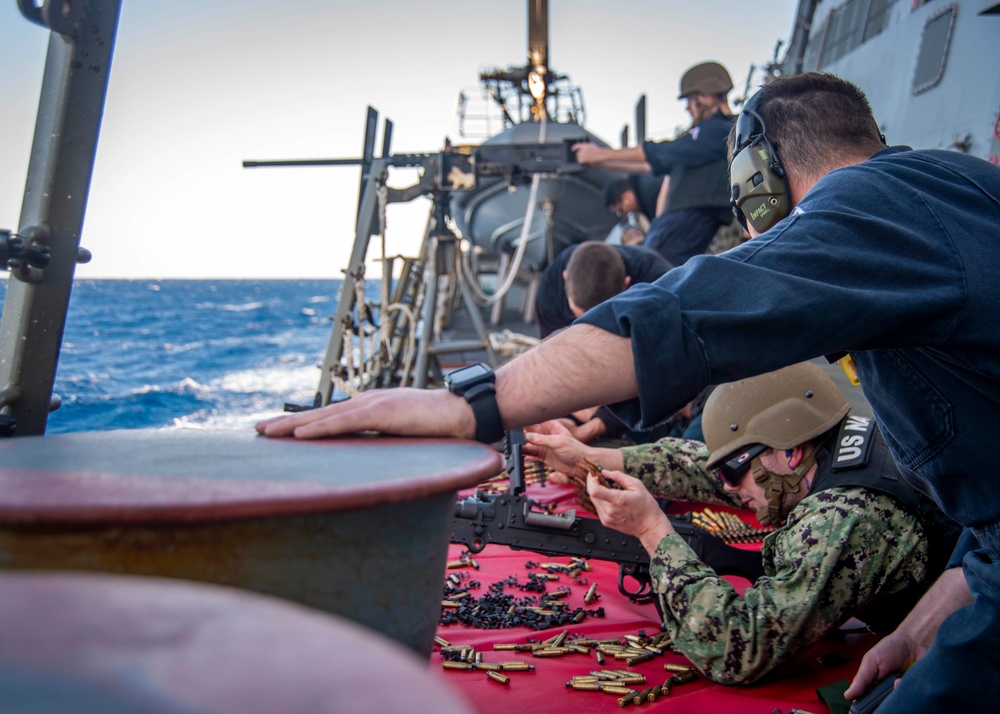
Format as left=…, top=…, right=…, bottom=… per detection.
left=451, top=431, right=765, bottom=611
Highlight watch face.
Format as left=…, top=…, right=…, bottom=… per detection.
left=447, top=363, right=494, bottom=390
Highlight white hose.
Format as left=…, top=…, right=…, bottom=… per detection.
left=458, top=111, right=550, bottom=305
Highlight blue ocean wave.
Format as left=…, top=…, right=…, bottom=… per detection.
left=0, top=278, right=372, bottom=434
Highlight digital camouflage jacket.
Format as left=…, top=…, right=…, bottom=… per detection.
left=620, top=437, right=931, bottom=685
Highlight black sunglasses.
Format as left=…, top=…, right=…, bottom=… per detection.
left=716, top=443, right=768, bottom=486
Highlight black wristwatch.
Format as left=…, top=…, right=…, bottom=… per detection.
left=445, top=363, right=505, bottom=444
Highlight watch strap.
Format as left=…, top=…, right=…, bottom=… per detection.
left=463, top=382, right=505, bottom=444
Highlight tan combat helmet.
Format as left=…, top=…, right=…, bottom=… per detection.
left=702, top=362, right=851, bottom=525
left=678, top=61, right=734, bottom=99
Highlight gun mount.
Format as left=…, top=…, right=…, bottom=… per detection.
left=241, top=1, right=635, bottom=408
left=451, top=431, right=766, bottom=614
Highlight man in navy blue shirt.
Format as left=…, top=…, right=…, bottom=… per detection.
left=572, top=61, right=737, bottom=266
left=534, top=241, right=673, bottom=443
left=258, top=73, right=1000, bottom=712
left=535, top=241, right=671, bottom=339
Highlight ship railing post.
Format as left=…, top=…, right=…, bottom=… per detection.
left=315, top=156, right=389, bottom=405
left=0, top=0, right=123, bottom=436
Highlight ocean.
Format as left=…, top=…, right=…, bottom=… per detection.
left=0, top=279, right=360, bottom=434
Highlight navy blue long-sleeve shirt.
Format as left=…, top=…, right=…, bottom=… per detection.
left=579, top=147, right=1000, bottom=530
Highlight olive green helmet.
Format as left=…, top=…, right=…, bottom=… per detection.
left=703, top=362, right=850, bottom=470
left=678, top=61, right=734, bottom=99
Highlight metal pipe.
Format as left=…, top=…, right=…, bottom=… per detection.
left=0, top=0, right=124, bottom=436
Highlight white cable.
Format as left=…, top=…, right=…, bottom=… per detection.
left=456, top=112, right=549, bottom=305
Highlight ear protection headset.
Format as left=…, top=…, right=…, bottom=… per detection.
left=730, top=90, right=790, bottom=234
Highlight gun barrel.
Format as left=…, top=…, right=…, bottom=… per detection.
left=242, top=158, right=364, bottom=168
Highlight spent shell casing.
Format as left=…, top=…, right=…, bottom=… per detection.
left=664, top=663, right=695, bottom=673
left=626, top=652, right=655, bottom=666
left=670, top=670, right=699, bottom=685
left=442, top=661, right=474, bottom=671
left=601, top=685, right=634, bottom=695
left=647, top=683, right=664, bottom=702
left=486, top=671, right=510, bottom=685
left=584, top=582, right=599, bottom=604
left=567, top=681, right=602, bottom=691
left=601, top=669, right=628, bottom=678
left=475, top=662, right=501, bottom=672
left=615, top=675, right=647, bottom=685
left=588, top=670, right=618, bottom=680
left=498, top=662, right=534, bottom=671
left=492, top=644, right=517, bottom=651
left=633, top=687, right=654, bottom=705
left=434, top=636, right=450, bottom=648
left=533, top=647, right=569, bottom=657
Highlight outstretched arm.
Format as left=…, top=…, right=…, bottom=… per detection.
left=571, top=143, right=651, bottom=173
left=256, top=324, right=637, bottom=440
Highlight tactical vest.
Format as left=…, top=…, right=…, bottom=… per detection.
left=664, top=158, right=732, bottom=212
left=808, top=414, right=961, bottom=631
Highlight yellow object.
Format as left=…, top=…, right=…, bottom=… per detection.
left=838, top=354, right=861, bottom=386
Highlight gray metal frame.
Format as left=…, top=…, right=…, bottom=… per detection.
left=0, top=0, right=123, bottom=436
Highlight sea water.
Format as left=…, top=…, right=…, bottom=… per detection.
left=0, top=278, right=365, bottom=434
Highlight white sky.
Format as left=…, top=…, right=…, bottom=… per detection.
left=0, top=0, right=799, bottom=279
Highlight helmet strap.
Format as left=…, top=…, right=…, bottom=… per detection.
left=750, top=451, right=817, bottom=526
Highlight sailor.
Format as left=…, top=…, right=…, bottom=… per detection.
left=256, top=72, right=1000, bottom=712
left=601, top=176, right=667, bottom=246
left=602, top=176, right=663, bottom=226
left=525, top=362, right=959, bottom=684
left=535, top=241, right=672, bottom=443
left=535, top=241, right=671, bottom=339
left=571, top=61, right=737, bottom=266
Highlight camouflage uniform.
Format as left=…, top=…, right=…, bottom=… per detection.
left=620, top=438, right=931, bottom=685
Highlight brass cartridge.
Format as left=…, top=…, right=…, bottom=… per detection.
left=486, top=671, right=510, bottom=685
